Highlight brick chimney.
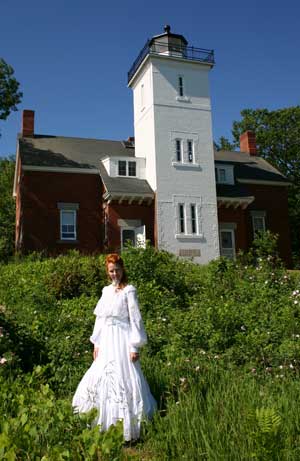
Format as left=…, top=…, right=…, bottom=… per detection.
left=240, top=130, right=257, bottom=156
left=22, top=110, right=35, bottom=136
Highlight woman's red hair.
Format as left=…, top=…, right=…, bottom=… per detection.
left=105, top=253, right=128, bottom=286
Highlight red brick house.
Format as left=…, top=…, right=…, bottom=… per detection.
left=13, top=27, right=292, bottom=266
left=14, top=110, right=291, bottom=266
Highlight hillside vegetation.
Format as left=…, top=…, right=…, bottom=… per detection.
left=1, top=245, right=300, bottom=460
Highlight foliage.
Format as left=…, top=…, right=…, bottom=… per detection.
left=1, top=248, right=300, bottom=458
left=214, top=135, right=236, bottom=151
left=0, top=58, right=22, bottom=122
left=0, top=157, right=15, bottom=262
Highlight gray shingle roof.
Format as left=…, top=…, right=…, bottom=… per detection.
left=216, top=184, right=253, bottom=199
left=214, top=149, right=289, bottom=184
left=19, top=135, right=135, bottom=169
left=18, top=134, right=288, bottom=186
left=99, top=163, right=154, bottom=197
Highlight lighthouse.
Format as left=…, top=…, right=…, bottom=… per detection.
left=128, top=25, right=220, bottom=263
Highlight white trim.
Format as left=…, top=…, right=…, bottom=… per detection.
left=172, top=162, right=201, bottom=169
left=237, top=178, right=290, bottom=187
left=60, top=209, right=77, bottom=241
left=22, top=165, right=99, bottom=174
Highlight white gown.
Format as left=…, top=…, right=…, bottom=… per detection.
left=72, top=284, right=157, bottom=441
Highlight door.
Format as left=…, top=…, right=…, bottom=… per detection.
left=120, top=225, right=146, bottom=250
left=219, top=229, right=235, bottom=259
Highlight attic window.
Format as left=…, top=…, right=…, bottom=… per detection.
left=118, top=161, right=127, bottom=176
left=118, top=160, right=136, bottom=177
left=128, top=161, right=136, bottom=177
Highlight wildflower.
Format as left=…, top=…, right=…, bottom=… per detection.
left=265, top=367, right=272, bottom=372
left=296, top=334, right=300, bottom=338
left=251, top=368, right=256, bottom=374
left=289, top=364, right=294, bottom=369
left=214, top=355, right=219, bottom=359
left=167, top=362, right=171, bottom=366
left=65, top=336, right=70, bottom=340
left=195, top=366, right=200, bottom=371
left=0, top=357, right=7, bottom=365
left=292, top=290, right=299, bottom=296
left=264, top=280, right=268, bottom=284
left=241, top=325, right=246, bottom=331
left=179, top=377, right=187, bottom=383
left=200, top=350, right=206, bottom=355
left=162, top=318, right=167, bottom=322
left=184, top=358, right=190, bottom=362
left=280, top=374, right=284, bottom=378
left=279, top=365, right=283, bottom=369
left=176, top=401, right=180, bottom=405
left=0, top=327, right=4, bottom=337
left=294, top=301, right=298, bottom=305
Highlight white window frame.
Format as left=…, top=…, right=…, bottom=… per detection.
left=251, top=211, right=266, bottom=235
left=117, top=160, right=136, bottom=177
left=178, top=203, right=186, bottom=234
left=178, top=75, right=184, bottom=97
left=128, top=161, right=136, bottom=177
left=190, top=203, right=197, bottom=234
left=60, top=210, right=77, bottom=241
left=118, top=160, right=127, bottom=176
left=219, top=228, right=236, bottom=260
left=187, top=140, right=194, bottom=163
left=175, top=139, right=182, bottom=162
left=215, top=165, right=234, bottom=185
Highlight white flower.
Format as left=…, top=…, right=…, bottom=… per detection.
left=289, top=364, right=294, bottom=369
left=200, top=350, right=206, bottom=355
left=0, top=357, right=7, bottom=365
left=176, top=401, right=180, bottom=405
left=294, top=301, right=298, bottom=305
left=279, top=365, right=283, bottom=369
left=241, top=325, right=246, bottom=331
left=167, top=362, right=171, bottom=366
left=65, top=336, right=70, bottom=340
left=179, top=377, right=187, bottom=383
left=162, top=318, right=166, bottom=322
left=264, top=280, right=268, bottom=284
left=251, top=368, right=256, bottom=373
left=195, top=366, right=200, bottom=371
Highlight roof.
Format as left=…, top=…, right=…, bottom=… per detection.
left=19, top=134, right=135, bottom=169
left=18, top=134, right=288, bottom=186
left=214, top=149, right=289, bottom=184
left=99, top=163, right=154, bottom=199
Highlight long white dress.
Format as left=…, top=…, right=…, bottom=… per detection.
left=72, top=284, right=157, bottom=441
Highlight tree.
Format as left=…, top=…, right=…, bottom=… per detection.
left=214, top=136, right=236, bottom=151
left=0, top=58, right=22, bottom=122
left=228, top=107, right=300, bottom=264
left=0, top=157, right=15, bottom=261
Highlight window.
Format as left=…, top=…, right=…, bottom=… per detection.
left=175, top=139, right=182, bottom=162
left=178, top=76, right=184, bottom=97
left=219, top=168, right=226, bottom=182
left=251, top=212, right=266, bottom=235
left=61, top=210, right=76, bottom=240
left=219, top=229, right=235, bottom=259
left=118, top=160, right=127, bottom=176
left=190, top=204, right=197, bottom=234
left=187, top=140, right=193, bottom=163
left=179, top=204, right=185, bottom=233
left=128, top=161, right=136, bottom=177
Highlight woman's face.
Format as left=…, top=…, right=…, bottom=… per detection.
left=107, top=262, right=123, bottom=284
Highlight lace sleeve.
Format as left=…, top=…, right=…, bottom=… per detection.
left=126, top=286, right=147, bottom=353
left=90, top=288, right=105, bottom=346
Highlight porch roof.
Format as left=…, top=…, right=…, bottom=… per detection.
left=217, top=184, right=254, bottom=209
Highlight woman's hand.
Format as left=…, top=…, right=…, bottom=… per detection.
left=93, top=347, right=100, bottom=361
left=130, top=352, right=139, bottom=362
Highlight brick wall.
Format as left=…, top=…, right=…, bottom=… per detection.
left=18, top=170, right=103, bottom=255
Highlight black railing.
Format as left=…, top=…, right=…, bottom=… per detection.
left=128, top=40, right=215, bottom=83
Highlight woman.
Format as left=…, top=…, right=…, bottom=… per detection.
left=72, top=253, right=156, bottom=441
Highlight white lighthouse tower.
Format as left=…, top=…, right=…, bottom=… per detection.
left=128, top=26, right=219, bottom=263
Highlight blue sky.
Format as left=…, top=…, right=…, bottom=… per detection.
left=0, top=0, right=299, bottom=157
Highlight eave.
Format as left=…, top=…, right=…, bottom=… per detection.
left=217, top=195, right=255, bottom=210
left=103, top=191, right=154, bottom=205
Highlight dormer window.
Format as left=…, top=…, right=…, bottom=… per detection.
left=118, top=160, right=136, bottom=177
left=215, top=165, right=234, bottom=185
left=128, top=161, right=136, bottom=177
left=118, top=161, right=127, bottom=176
